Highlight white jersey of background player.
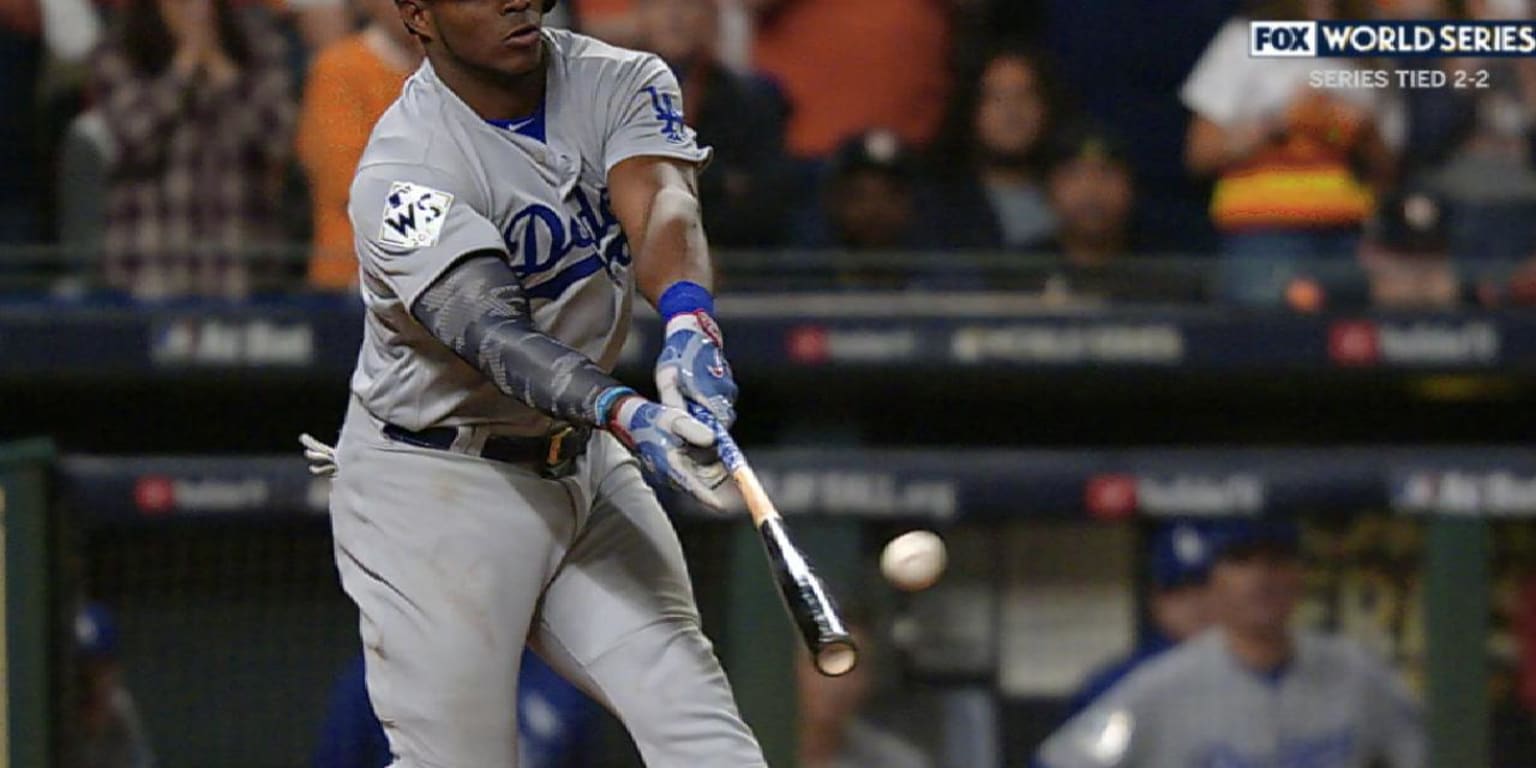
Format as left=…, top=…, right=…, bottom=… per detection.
left=326, top=0, right=761, bottom=764
left=1037, top=630, right=1424, bottom=768
left=1037, top=523, right=1425, bottom=768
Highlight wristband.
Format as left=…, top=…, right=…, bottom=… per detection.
left=658, top=280, right=715, bottom=321
left=594, top=386, right=637, bottom=428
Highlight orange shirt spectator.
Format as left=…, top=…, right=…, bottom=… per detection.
left=0, top=0, right=40, bottom=34
left=296, top=19, right=419, bottom=288
left=752, top=0, right=950, bottom=158
left=571, top=0, right=642, bottom=47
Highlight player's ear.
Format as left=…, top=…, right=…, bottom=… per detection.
left=397, top=0, right=433, bottom=43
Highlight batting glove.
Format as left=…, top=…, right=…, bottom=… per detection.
left=656, top=310, right=738, bottom=428
left=607, top=394, right=727, bottom=509
left=299, top=433, right=338, bottom=478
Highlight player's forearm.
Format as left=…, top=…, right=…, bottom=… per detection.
left=412, top=254, right=632, bottom=428
left=633, top=185, right=715, bottom=304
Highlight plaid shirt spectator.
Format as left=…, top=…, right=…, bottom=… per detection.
left=94, top=7, right=294, bottom=298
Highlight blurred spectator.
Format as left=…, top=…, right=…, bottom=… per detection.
left=1045, top=127, right=1132, bottom=266
left=283, top=0, right=351, bottom=52
left=316, top=650, right=598, bottom=768
left=568, top=0, right=744, bottom=65
left=797, top=618, right=933, bottom=768
left=1037, top=521, right=1425, bottom=768
left=1415, top=1, right=1536, bottom=273
left=1358, top=190, right=1461, bottom=309
left=1042, top=0, right=1235, bottom=255
left=1038, top=125, right=1208, bottom=303
left=41, top=0, right=107, bottom=250
left=632, top=0, right=790, bottom=249
left=569, top=0, right=642, bottom=47
left=921, top=45, right=1059, bottom=253
left=57, top=108, right=113, bottom=251
left=93, top=0, right=296, bottom=298
left=794, top=129, right=922, bottom=288
left=1064, top=522, right=1217, bottom=718
left=297, top=0, right=420, bottom=289
left=1182, top=0, right=1393, bottom=307
left=951, top=0, right=1042, bottom=74
left=750, top=0, right=951, bottom=159
left=1371, top=1, right=1475, bottom=186
left=0, top=0, right=99, bottom=244
left=0, top=0, right=41, bottom=245
left=65, top=603, right=155, bottom=768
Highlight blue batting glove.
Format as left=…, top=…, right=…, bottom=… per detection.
left=656, top=310, right=738, bottom=428
left=607, top=394, right=727, bottom=509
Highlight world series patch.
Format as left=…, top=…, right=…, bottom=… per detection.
left=380, top=182, right=455, bottom=249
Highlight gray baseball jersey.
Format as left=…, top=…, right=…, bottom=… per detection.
left=1037, top=629, right=1425, bottom=768
left=347, top=28, right=709, bottom=435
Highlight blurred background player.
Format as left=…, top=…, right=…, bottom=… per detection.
left=314, top=650, right=598, bottom=768
left=65, top=602, right=156, bottom=768
left=1037, top=520, right=1425, bottom=768
left=796, top=614, right=934, bottom=768
left=1062, top=521, right=1217, bottom=718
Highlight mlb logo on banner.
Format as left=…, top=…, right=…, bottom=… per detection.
left=1250, top=20, right=1318, bottom=57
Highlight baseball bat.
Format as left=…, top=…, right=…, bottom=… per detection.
left=691, top=406, right=859, bottom=677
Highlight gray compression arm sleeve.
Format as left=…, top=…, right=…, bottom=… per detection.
left=411, top=253, right=627, bottom=427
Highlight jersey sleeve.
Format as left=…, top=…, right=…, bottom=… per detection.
left=348, top=162, right=507, bottom=309
left=600, top=53, right=713, bottom=173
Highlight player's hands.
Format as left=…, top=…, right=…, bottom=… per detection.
left=299, top=433, right=338, bottom=478
left=655, top=310, right=738, bottom=428
left=607, top=395, right=727, bottom=509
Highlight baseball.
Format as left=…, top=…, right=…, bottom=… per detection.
left=880, top=530, right=947, bottom=592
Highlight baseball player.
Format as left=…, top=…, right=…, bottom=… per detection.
left=1062, top=522, right=1218, bottom=719
left=1036, top=521, right=1425, bottom=768
left=319, top=0, right=763, bottom=764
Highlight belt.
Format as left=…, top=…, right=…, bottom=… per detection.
left=381, top=422, right=590, bottom=479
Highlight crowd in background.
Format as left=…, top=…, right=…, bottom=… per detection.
left=2, top=0, right=1536, bottom=307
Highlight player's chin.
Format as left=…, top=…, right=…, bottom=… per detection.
left=484, top=54, right=541, bottom=80
left=490, top=39, right=543, bottom=73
